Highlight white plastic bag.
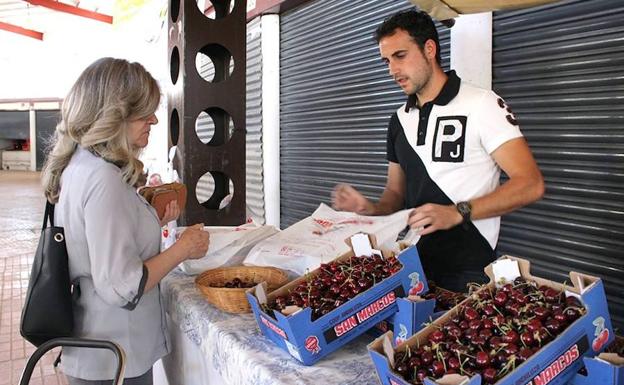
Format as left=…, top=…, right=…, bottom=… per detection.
left=243, top=203, right=411, bottom=275
left=178, top=221, right=279, bottom=275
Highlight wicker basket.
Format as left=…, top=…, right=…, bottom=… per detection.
left=195, top=266, right=289, bottom=313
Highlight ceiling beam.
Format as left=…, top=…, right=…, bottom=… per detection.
left=0, top=20, right=44, bottom=40
left=23, top=0, right=113, bottom=24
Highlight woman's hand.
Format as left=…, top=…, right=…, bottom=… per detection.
left=159, top=200, right=180, bottom=227
left=176, top=223, right=210, bottom=260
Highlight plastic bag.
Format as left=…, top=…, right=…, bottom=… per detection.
left=243, top=203, right=411, bottom=275
left=178, top=221, right=279, bottom=275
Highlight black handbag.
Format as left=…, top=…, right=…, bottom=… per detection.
left=20, top=201, right=74, bottom=346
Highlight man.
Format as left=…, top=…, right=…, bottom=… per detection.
left=332, top=10, right=544, bottom=291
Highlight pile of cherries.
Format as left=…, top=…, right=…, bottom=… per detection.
left=265, top=254, right=403, bottom=320
left=423, top=282, right=467, bottom=312
left=392, top=277, right=585, bottom=384
left=211, top=277, right=255, bottom=288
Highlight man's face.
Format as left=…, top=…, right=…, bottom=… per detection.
left=379, top=28, right=434, bottom=96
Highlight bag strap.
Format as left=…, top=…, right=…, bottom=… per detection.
left=43, top=201, right=55, bottom=228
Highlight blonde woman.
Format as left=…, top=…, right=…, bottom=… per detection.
left=41, top=57, right=210, bottom=385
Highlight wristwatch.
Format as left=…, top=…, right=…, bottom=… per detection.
left=456, top=201, right=472, bottom=224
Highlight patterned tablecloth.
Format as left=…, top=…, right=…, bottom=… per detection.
left=161, top=269, right=382, bottom=385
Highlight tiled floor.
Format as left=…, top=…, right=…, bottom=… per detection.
left=0, top=171, right=68, bottom=385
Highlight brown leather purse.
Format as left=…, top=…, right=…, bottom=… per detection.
left=139, top=182, right=187, bottom=219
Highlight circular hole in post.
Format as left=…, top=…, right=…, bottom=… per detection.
left=170, top=109, right=180, bottom=146
left=195, top=108, right=235, bottom=146
left=170, top=46, right=180, bottom=84
left=195, top=44, right=234, bottom=83
left=196, top=172, right=235, bottom=210
left=197, top=0, right=235, bottom=19
left=170, top=0, right=180, bottom=22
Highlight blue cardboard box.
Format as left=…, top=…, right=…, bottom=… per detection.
left=569, top=336, right=624, bottom=385
left=368, top=297, right=440, bottom=344
left=246, top=240, right=429, bottom=365
left=370, top=287, right=464, bottom=345
left=368, top=255, right=615, bottom=385
left=393, top=297, right=445, bottom=345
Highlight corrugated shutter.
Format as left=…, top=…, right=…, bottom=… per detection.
left=246, top=18, right=265, bottom=223
left=196, top=17, right=265, bottom=223
left=280, top=0, right=450, bottom=227
left=493, top=0, right=624, bottom=330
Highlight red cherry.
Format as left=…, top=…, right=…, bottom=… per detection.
left=518, top=347, right=534, bottom=362
left=545, top=318, right=562, bottom=334
left=503, top=330, right=519, bottom=344
left=504, top=343, right=519, bottom=355
left=501, top=283, right=514, bottom=293
left=520, top=331, right=535, bottom=347
left=482, top=367, right=498, bottom=383
left=527, top=319, right=543, bottom=332
left=429, top=330, right=445, bottom=344
left=421, top=351, right=433, bottom=366
left=448, top=357, right=460, bottom=370
left=408, top=357, right=421, bottom=369
left=464, top=308, right=479, bottom=321
left=476, top=351, right=491, bottom=368
left=469, top=319, right=482, bottom=331
left=494, top=292, right=508, bottom=307
left=564, top=307, right=581, bottom=322
left=533, top=306, right=550, bottom=321
left=430, top=360, right=445, bottom=377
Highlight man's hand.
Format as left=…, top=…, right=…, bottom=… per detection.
left=408, top=203, right=463, bottom=235
left=331, top=184, right=374, bottom=215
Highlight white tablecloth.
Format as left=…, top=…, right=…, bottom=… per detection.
left=160, top=269, right=381, bottom=385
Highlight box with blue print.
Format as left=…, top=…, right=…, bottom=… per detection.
left=368, top=256, right=614, bottom=385
left=246, top=233, right=430, bottom=365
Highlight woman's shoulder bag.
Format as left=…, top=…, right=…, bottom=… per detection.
left=20, top=201, right=74, bottom=346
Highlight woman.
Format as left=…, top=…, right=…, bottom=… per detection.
left=41, top=57, right=210, bottom=384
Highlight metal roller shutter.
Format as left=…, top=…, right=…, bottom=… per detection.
left=196, top=17, right=265, bottom=223
left=280, top=0, right=450, bottom=227
left=493, top=0, right=624, bottom=329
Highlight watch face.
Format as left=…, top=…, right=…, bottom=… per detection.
left=457, top=202, right=471, bottom=221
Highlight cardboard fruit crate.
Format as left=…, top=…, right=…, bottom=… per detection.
left=246, top=234, right=429, bottom=365
left=569, top=335, right=624, bottom=385
left=370, top=286, right=466, bottom=345
left=368, top=255, right=614, bottom=385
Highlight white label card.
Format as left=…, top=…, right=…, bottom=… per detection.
left=492, top=259, right=521, bottom=286
left=351, top=233, right=382, bottom=258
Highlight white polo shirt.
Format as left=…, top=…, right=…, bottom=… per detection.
left=387, top=71, right=523, bottom=249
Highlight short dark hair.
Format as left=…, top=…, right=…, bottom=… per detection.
left=374, top=9, right=442, bottom=66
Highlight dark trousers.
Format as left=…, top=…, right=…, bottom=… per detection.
left=417, top=224, right=495, bottom=292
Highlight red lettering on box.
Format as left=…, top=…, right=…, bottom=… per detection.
left=532, top=344, right=580, bottom=385
left=356, top=291, right=397, bottom=323
left=260, top=316, right=287, bottom=339
left=334, top=316, right=358, bottom=337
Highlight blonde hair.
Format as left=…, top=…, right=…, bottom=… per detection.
left=42, top=57, right=161, bottom=203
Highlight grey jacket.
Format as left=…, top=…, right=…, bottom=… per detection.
left=56, top=147, right=169, bottom=380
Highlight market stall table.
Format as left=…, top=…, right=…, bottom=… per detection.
left=160, top=269, right=380, bottom=385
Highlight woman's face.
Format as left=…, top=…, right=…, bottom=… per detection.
left=128, top=113, right=158, bottom=149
